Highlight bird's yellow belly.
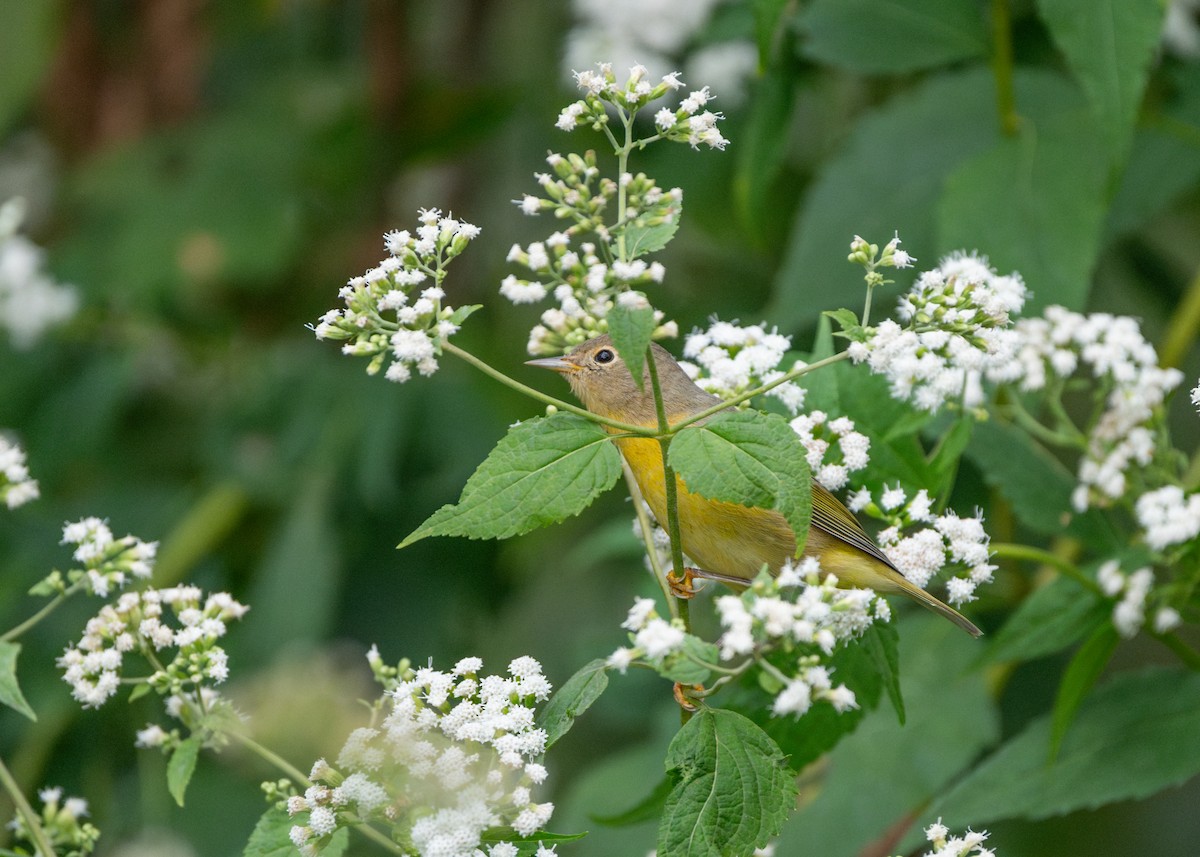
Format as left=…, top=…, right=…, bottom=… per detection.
left=617, top=436, right=795, bottom=580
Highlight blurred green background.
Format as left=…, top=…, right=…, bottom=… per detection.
left=1, top=1, right=1199, bottom=855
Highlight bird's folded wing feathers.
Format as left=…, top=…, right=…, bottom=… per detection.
left=810, top=482, right=900, bottom=571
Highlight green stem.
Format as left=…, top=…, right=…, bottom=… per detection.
left=441, top=342, right=652, bottom=435
left=0, top=588, right=76, bottom=643
left=1001, top=397, right=1083, bottom=449
left=990, top=542, right=1101, bottom=595
left=1159, top=262, right=1200, bottom=369
left=862, top=283, right=876, bottom=329
left=229, top=732, right=405, bottom=856
left=646, top=350, right=691, bottom=635
left=0, top=755, right=56, bottom=857
left=616, top=111, right=633, bottom=264
left=668, top=351, right=851, bottom=432
left=1152, top=632, right=1200, bottom=671
left=622, top=461, right=679, bottom=620
left=990, top=0, right=1019, bottom=135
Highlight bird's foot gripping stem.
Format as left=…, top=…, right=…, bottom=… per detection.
left=667, top=566, right=702, bottom=599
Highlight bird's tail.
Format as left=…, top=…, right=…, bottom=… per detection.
left=899, top=578, right=983, bottom=637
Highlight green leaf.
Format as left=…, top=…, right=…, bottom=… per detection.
left=591, top=775, right=674, bottom=827
left=735, top=64, right=796, bottom=239
left=668, top=410, right=812, bottom=553
left=799, top=0, right=988, bottom=73
left=622, top=218, right=680, bottom=259
left=657, top=635, right=720, bottom=686
left=925, top=667, right=1200, bottom=833
left=0, top=642, right=36, bottom=722
left=167, top=735, right=203, bottom=807
left=400, top=413, right=623, bottom=546
left=608, top=303, right=657, bottom=391
left=822, top=308, right=862, bottom=339
left=244, top=807, right=348, bottom=857
left=1036, top=0, right=1165, bottom=163
left=985, top=576, right=1108, bottom=664
left=537, top=658, right=610, bottom=748
left=929, top=415, right=974, bottom=497
left=770, top=68, right=1084, bottom=328
left=478, top=829, right=587, bottom=854
left=779, top=615, right=997, bottom=857
left=862, top=623, right=904, bottom=725
left=1048, top=622, right=1119, bottom=762
left=128, top=682, right=152, bottom=703
left=753, top=0, right=792, bottom=62
left=936, top=116, right=1108, bottom=313
left=659, top=708, right=798, bottom=857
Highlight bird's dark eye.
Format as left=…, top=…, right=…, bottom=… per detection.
left=594, top=348, right=615, bottom=364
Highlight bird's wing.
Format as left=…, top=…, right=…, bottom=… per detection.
left=810, top=482, right=900, bottom=571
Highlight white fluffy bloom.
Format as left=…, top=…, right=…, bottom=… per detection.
left=922, top=818, right=995, bottom=857
left=1135, top=485, right=1200, bottom=552
left=682, top=320, right=806, bottom=413
left=0, top=197, right=79, bottom=349
left=789, top=411, right=870, bottom=490
left=0, top=434, right=39, bottom=509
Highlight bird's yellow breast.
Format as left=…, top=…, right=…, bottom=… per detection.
left=616, top=436, right=795, bottom=580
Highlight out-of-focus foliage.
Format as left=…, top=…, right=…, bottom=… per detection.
left=0, top=0, right=1198, bottom=855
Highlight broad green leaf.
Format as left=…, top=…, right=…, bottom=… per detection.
left=591, top=775, right=674, bottom=827
left=0, top=642, right=35, bottom=722
left=862, top=623, right=904, bottom=725
left=167, top=735, right=203, bottom=807
left=668, top=410, right=812, bottom=552
left=608, top=303, right=657, bottom=391
left=400, top=413, right=623, bottom=546
left=779, top=615, right=996, bottom=857
left=735, top=63, right=796, bottom=239
left=924, top=668, right=1200, bottom=834
left=659, top=708, right=797, bottom=857
left=243, top=807, right=348, bottom=857
left=799, top=0, right=988, bottom=73
left=538, top=658, right=610, bottom=748
left=1048, top=622, right=1119, bottom=761
left=656, top=635, right=720, bottom=686
left=985, top=576, right=1107, bottom=664
left=1036, top=0, right=1165, bottom=164
left=622, top=218, right=680, bottom=259
left=936, top=115, right=1108, bottom=313
left=770, top=68, right=1083, bottom=328
left=822, top=308, right=861, bottom=339
left=965, top=418, right=1117, bottom=550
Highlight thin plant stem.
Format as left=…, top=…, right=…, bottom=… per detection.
left=0, top=755, right=56, bottom=857
left=1152, top=631, right=1200, bottom=671
left=623, top=461, right=679, bottom=620
left=1159, top=262, right=1200, bottom=369
left=0, top=587, right=78, bottom=643
left=990, top=0, right=1019, bottom=135
left=862, top=283, right=876, bottom=328
left=646, top=350, right=691, bottom=637
left=441, top=342, right=652, bottom=435
left=991, top=542, right=1101, bottom=595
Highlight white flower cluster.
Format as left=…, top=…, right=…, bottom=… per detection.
left=849, top=252, right=1027, bottom=412
left=915, top=819, right=995, bottom=857
left=60, top=517, right=158, bottom=597
left=1135, top=485, right=1200, bottom=552
left=999, top=306, right=1183, bottom=511
left=56, top=585, right=247, bottom=710
left=1191, top=379, right=1199, bottom=413
left=608, top=597, right=688, bottom=671
left=313, top=208, right=480, bottom=383
left=0, top=197, right=79, bottom=349
left=849, top=486, right=995, bottom=606
left=680, top=320, right=806, bottom=413
left=8, top=786, right=100, bottom=857
left=716, top=559, right=886, bottom=719
left=1096, top=561, right=1180, bottom=639
left=290, top=656, right=555, bottom=857
left=0, top=434, right=39, bottom=508
left=789, top=411, right=870, bottom=491
left=564, top=0, right=757, bottom=106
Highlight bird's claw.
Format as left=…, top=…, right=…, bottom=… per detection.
left=667, top=567, right=700, bottom=599
left=673, top=682, right=702, bottom=712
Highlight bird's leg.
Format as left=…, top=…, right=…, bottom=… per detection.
left=672, top=681, right=702, bottom=712
left=666, top=566, right=702, bottom=598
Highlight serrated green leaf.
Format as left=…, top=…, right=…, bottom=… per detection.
left=668, top=410, right=812, bottom=553
left=799, top=0, right=988, bottom=74
left=924, top=667, right=1200, bottom=834
left=0, top=642, right=36, bottom=722
left=823, top=308, right=861, bottom=339
left=243, top=807, right=348, bottom=857
left=167, top=735, right=202, bottom=807
left=657, top=635, right=719, bottom=686
left=400, top=413, right=623, bottom=546
left=537, top=658, right=609, bottom=748
left=659, top=708, right=798, bottom=857
left=936, top=116, right=1107, bottom=313
left=591, top=775, right=674, bottom=827
left=985, top=576, right=1107, bottom=664
left=862, top=623, right=904, bottom=725
left=608, top=303, right=657, bottom=391
left=1036, top=0, right=1164, bottom=164
left=622, top=218, right=680, bottom=259
left=1048, top=622, right=1119, bottom=762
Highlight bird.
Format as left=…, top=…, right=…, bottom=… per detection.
left=527, top=334, right=982, bottom=637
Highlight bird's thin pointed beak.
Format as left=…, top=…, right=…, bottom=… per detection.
left=525, top=356, right=578, bottom=373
